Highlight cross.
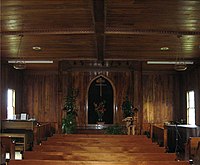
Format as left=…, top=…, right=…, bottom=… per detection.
left=95, top=77, right=106, bottom=97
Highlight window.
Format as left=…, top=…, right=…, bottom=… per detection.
left=187, top=90, right=195, bottom=125
left=7, top=89, right=15, bottom=119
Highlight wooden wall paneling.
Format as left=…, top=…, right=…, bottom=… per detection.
left=22, top=72, right=58, bottom=127
left=57, top=63, right=63, bottom=133
left=142, top=73, right=174, bottom=125
left=1, top=64, right=9, bottom=120
left=133, top=62, right=143, bottom=134
left=172, top=75, right=180, bottom=122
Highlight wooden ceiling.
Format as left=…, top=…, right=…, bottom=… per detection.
left=1, top=0, right=200, bottom=71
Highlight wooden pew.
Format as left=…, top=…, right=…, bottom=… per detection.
left=41, top=140, right=159, bottom=147
left=33, top=145, right=166, bottom=153
left=23, top=151, right=177, bottom=161
left=0, top=133, right=28, bottom=151
left=0, top=136, right=15, bottom=160
left=51, top=134, right=148, bottom=138
left=33, top=122, right=52, bottom=145
left=194, top=141, right=200, bottom=164
left=152, top=124, right=164, bottom=146
left=9, top=159, right=190, bottom=165
left=50, top=134, right=149, bottom=140
left=10, top=134, right=189, bottom=165
left=185, top=137, right=200, bottom=159
left=45, top=134, right=154, bottom=144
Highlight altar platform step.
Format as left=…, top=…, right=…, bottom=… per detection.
left=76, top=125, right=107, bottom=134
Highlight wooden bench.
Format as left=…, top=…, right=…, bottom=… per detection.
left=50, top=134, right=149, bottom=139
left=23, top=151, right=177, bottom=161
left=186, top=137, right=200, bottom=159
left=51, top=134, right=148, bottom=138
left=1, top=136, right=15, bottom=160
left=33, top=122, right=52, bottom=145
left=151, top=124, right=165, bottom=146
left=33, top=145, right=166, bottom=153
left=41, top=140, right=159, bottom=147
left=45, top=134, right=154, bottom=144
left=0, top=133, right=28, bottom=151
left=193, top=141, right=200, bottom=164
left=9, top=159, right=190, bottom=165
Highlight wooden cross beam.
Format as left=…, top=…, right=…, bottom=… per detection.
left=92, top=0, right=105, bottom=63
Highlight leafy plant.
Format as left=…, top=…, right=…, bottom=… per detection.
left=63, top=88, right=79, bottom=115
left=104, top=124, right=126, bottom=135
left=62, top=113, right=77, bottom=134
left=62, top=88, right=79, bottom=134
left=122, top=95, right=133, bottom=118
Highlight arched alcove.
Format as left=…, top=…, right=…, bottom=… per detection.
left=87, top=76, right=114, bottom=124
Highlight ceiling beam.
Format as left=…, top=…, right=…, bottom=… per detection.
left=1, top=29, right=199, bottom=36
left=0, top=30, right=94, bottom=35
left=106, top=28, right=200, bottom=35
left=92, top=0, right=105, bottom=63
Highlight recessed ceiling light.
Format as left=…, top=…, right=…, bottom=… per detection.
left=160, top=47, right=169, bottom=51
left=32, top=46, right=42, bottom=51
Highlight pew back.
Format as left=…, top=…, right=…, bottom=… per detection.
left=9, top=159, right=189, bottom=165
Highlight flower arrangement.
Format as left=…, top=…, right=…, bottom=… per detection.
left=94, top=100, right=106, bottom=122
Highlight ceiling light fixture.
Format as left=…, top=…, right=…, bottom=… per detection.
left=160, top=47, right=169, bottom=51
left=13, top=34, right=26, bottom=70
left=8, top=60, right=53, bottom=64
left=147, top=61, right=194, bottom=65
left=174, top=35, right=187, bottom=71
left=32, top=46, right=42, bottom=51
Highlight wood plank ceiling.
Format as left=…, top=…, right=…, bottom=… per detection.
left=1, top=0, right=200, bottom=71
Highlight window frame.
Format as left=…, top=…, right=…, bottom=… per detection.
left=186, top=90, right=195, bottom=125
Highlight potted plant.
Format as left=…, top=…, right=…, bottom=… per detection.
left=62, top=88, right=79, bottom=134
left=104, top=124, right=126, bottom=135
left=122, top=95, right=133, bottom=118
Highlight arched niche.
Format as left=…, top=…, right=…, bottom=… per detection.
left=87, top=75, right=114, bottom=125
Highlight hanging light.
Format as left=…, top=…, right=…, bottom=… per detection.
left=13, top=34, right=26, bottom=70
left=174, top=35, right=187, bottom=71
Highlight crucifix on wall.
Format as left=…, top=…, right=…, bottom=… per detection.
left=95, top=77, right=106, bottom=97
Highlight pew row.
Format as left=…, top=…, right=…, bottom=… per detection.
left=51, top=134, right=148, bottom=138
left=33, top=145, right=166, bottom=153
left=0, top=136, right=15, bottom=160
left=186, top=137, right=200, bottom=159
left=41, top=140, right=159, bottom=147
left=23, top=151, right=177, bottom=161
left=46, top=137, right=152, bottom=143
left=9, top=159, right=190, bottom=165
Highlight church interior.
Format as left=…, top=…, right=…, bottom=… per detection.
left=1, top=0, right=200, bottom=164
